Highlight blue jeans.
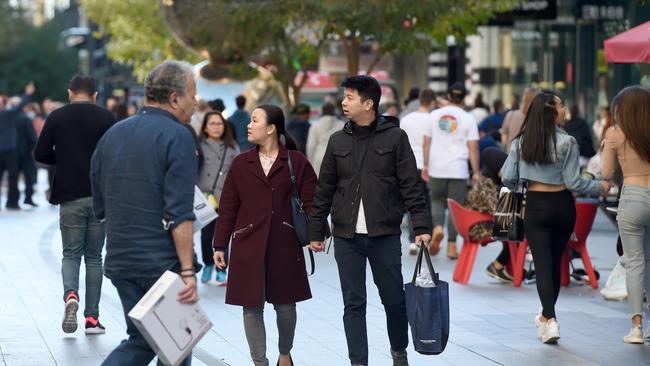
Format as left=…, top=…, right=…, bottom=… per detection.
left=60, top=197, right=105, bottom=317
left=334, top=235, right=408, bottom=365
left=617, top=185, right=650, bottom=317
left=102, top=277, right=192, bottom=366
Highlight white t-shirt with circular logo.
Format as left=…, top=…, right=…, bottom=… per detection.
left=425, top=105, right=479, bottom=179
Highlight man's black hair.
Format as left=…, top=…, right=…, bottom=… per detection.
left=68, top=74, right=96, bottom=95
left=235, top=95, right=246, bottom=109
left=341, top=75, right=381, bottom=113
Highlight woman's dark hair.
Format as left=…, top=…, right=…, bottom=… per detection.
left=115, top=103, right=128, bottom=121
left=516, top=92, right=560, bottom=165
left=256, top=104, right=297, bottom=150
left=611, top=86, right=650, bottom=163
left=200, top=111, right=237, bottom=149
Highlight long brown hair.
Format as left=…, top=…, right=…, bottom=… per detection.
left=200, top=111, right=237, bottom=149
left=611, top=86, right=650, bottom=163
left=517, top=92, right=560, bottom=165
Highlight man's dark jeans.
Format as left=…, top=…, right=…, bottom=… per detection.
left=334, top=234, right=408, bottom=365
left=0, top=150, right=19, bottom=207
left=102, top=277, right=192, bottom=366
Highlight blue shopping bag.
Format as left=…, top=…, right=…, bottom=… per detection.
left=404, top=243, right=449, bottom=355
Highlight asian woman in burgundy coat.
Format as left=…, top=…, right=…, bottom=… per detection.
left=213, top=104, right=317, bottom=366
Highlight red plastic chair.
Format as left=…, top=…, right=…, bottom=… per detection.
left=561, top=201, right=599, bottom=288
left=512, top=201, right=599, bottom=288
left=447, top=199, right=517, bottom=284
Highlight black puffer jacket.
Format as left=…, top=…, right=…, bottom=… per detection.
left=309, top=115, right=431, bottom=240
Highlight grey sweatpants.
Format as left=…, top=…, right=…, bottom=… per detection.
left=427, top=177, right=468, bottom=242
left=617, top=185, right=650, bottom=318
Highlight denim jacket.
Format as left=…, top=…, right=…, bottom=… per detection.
left=501, top=127, right=601, bottom=196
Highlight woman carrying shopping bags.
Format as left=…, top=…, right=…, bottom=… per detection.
left=501, top=92, right=609, bottom=344
left=198, top=111, right=240, bottom=284
left=602, top=86, right=650, bottom=344
left=213, top=105, right=317, bottom=366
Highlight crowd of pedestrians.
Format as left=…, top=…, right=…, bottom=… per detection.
left=2, top=58, right=650, bottom=366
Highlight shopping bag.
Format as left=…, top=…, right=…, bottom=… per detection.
left=404, top=242, right=449, bottom=355
left=193, top=186, right=218, bottom=233
left=600, top=258, right=627, bottom=301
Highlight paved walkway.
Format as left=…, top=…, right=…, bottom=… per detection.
left=1, top=176, right=649, bottom=365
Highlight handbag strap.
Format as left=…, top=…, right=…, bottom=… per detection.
left=206, top=143, right=228, bottom=192
left=287, top=151, right=316, bottom=276
left=286, top=150, right=301, bottom=199
left=411, top=241, right=440, bottom=286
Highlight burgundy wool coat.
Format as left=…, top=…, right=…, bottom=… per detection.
left=213, top=145, right=317, bottom=308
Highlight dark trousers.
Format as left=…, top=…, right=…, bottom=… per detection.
left=17, top=153, right=36, bottom=202
left=334, top=234, right=408, bottom=365
left=496, top=243, right=510, bottom=266
left=408, top=170, right=432, bottom=242
left=524, top=190, right=576, bottom=319
left=102, top=277, right=192, bottom=366
left=200, top=219, right=216, bottom=266
left=0, top=150, right=19, bottom=207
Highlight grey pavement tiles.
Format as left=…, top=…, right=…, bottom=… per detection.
left=1, top=177, right=649, bottom=365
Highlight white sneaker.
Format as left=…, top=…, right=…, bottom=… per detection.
left=534, top=314, right=545, bottom=338
left=408, top=243, right=418, bottom=255
left=623, top=326, right=643, bottom=344
left=542, top=321, right=560, bottom=344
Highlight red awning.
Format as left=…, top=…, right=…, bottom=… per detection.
left=604, top=21, right=650, bottom=64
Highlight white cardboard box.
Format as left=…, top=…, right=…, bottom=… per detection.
left=128, top=271, right=213, bottom=366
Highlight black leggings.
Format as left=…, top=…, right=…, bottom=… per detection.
left=524, top=190, right=576, bottom=319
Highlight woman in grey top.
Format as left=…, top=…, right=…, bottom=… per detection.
left=198, top=111, right=240, bottom=284
left=501, top=92, right=609, bottom=344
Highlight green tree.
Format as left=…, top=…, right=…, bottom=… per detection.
left=324, top=0, right=517, bottom=76
left=0, top=18, right=79, bottom=101
left=81, top=0, right=516, bottom=107
left=157, top=0, right=327, bottom=108
left=80, top=0, right=200, bottom=82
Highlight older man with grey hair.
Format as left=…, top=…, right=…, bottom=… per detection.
left=91, top=60, right=200, bottom=366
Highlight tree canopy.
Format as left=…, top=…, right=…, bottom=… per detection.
left=81, top=0, right=516, bottom=107
left=0, top=2, right=78, bottom=101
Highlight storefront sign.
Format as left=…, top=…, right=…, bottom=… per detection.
left=490, top=0, right=557, bottom=25
left=580, top=4, right=625, bottom=20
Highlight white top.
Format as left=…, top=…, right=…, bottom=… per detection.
left=355, top=198, right=368, bottom=234
left=400, top=111, right=431, bottom=170
left=425, top=105, right=479, bottom=179
left=470, top=107, right=488, bottom=125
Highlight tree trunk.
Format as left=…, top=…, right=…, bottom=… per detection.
left=365, top=51, right=384, bottom=75
left=291, top=71, right=308, bottom=107
left=346, top=37, right=360, bottom=76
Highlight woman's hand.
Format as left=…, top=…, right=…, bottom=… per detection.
left=213, top=251, right=227, bottom=270
left=600, top=180, right=612, bottom=197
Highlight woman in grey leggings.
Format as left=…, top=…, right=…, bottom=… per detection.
left=602, top=86, right=650, bottom=344
left=213, top=105, right=318, bottom=365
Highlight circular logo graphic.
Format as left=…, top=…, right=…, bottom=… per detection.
left=438, top=114, right=458, bottom=134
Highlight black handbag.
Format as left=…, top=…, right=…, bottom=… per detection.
left=286, top=151, right=315, bottom=275
left=492, top=186, right=526, bottom=241
left=492, top=145, right=527, bottom=242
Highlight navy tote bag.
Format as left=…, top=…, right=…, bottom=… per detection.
left=404, top=242, right=450, bottom=355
